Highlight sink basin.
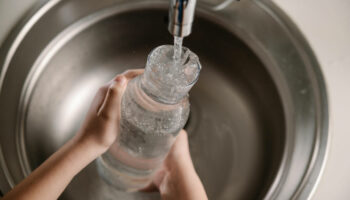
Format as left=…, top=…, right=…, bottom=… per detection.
left=0, top=0, right=329, bottom=199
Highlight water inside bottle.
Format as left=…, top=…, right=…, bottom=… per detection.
left=145, top=39, right=200, bottom=91
left=96, top=38, right=201, bottom=192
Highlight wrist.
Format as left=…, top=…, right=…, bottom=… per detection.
left=71, top=134, right=108, bottom=158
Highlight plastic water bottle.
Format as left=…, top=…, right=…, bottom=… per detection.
left=96, top=45, right=201, bottom=191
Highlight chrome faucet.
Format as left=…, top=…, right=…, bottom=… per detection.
left=168, top=0, right=197, bottom=37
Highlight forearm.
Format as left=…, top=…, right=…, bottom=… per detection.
left=2, top=71, right=138, bottom=200
left=3, top=136, right=103, bottom=200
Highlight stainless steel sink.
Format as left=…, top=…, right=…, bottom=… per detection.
left=0, top=0, right=329, bottom=199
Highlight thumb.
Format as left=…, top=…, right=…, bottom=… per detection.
left=97, top=75, right=127, bottom=120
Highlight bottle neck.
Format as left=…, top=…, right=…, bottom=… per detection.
left=140, top=45, right=201, bottom=105
left=140, top=73, right=190, bottom=105
left=127, top=77, right=187, bottom=112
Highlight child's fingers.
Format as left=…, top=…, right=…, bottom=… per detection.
left=173, top=130, right=190, bottom=152
left=122, top=69, right=144, bottom=80
left=88, top=84, right=109, bottom=115
left=166, top=129, right=192, bottom=165
left=108, top=69, right=143, bottom=85
left=96, top=69, right=143, bottom=120
left=97, top=75, right=127, bottom=120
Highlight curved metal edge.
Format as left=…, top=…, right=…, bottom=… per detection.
left=200, top=0, right=330, bottom=198
left=15, top=20, right=83, bottom=177
left=0, top=0, right=330, bottom=199
left=212, top=0, right=240, bottom=11
left=16, top=0, right=166, bottom=176
left=254, top=0, right=330, bottom=199
left=1, top=0, right=169, bottom=192
left=0, top=0, right=62, bottom=191
left=0, top=146, right=15, bottom=190
left=194, top=4, right=295, bottom=199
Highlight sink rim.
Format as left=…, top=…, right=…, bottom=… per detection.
left=251, top=1, right=329, bottom=199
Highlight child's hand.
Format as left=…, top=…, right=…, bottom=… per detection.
left=76, top=69, right=207, bottom=200
left=143, top=130, right=208, bottom=200
left=73, top=69, right=144, bottom=155
left=3, top=69, right=207, bottom=200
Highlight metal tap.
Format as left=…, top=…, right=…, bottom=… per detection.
left=168, top=0, right=197, bottom=37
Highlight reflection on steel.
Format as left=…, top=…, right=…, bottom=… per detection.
left=0, top=0, right=328, bottom=199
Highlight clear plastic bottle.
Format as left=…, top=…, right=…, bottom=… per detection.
left=96, top=45, right=201, bottom=192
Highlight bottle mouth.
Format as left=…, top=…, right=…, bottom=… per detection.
left=146, top=45, right=201, bottom=88
left=173, top=46, right=202, bottom=87
left=141, top=45, right=201, bottom=104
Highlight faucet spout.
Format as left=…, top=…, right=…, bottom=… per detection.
left=168, top=0, right=197, bottom=37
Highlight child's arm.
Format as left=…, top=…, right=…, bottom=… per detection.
left=2, top=70, right=143, bottom=200
left=3, top=69, right=208, bottom=200
left=2, top=136, right=103, bottom=200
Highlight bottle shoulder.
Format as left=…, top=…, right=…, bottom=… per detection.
left=121, top=77, right=190, bottom=135
left=124, top=77, right=190, bottom=112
